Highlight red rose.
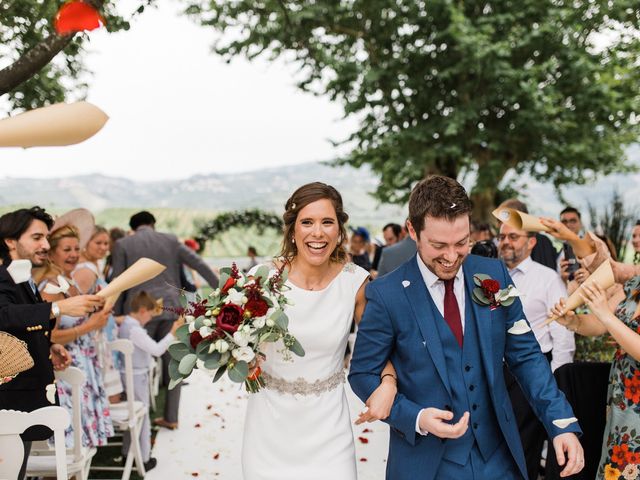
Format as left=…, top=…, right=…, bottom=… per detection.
left=190, top=331, right=203, bottom=349
left=221, top=277, right=236, bottom=294
left=245, top=298, right=269, bottom=318
left=481, top=279, right=500, bottom=295
left=216, top=304, right=244, bottom=333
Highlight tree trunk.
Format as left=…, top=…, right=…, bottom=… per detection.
left=470, top=188, right=498, bottom=224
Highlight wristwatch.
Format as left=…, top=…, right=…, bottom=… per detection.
left=51, top=301, right=61, bottom=318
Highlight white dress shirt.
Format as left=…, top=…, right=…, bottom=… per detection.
left=128, top=320, right=175, bottom=374
left=414, top=254, right=465, bottom=435
left=508, top=256, right=575, bottom=371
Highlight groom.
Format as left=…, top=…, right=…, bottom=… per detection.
left=349, top=176, right=584, bottom=480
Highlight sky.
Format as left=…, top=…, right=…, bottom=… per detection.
left=0, top=0, right=358, bottom=181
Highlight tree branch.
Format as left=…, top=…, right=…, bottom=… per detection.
left=0, top=32, right=74, bottom=96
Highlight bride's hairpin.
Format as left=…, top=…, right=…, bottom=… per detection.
left=450, top=202, right=457, bottom=209
left=290, top=202, right=297, bottom=210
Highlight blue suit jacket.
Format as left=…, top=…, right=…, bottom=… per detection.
left=348, top=254, right=581, bottom=480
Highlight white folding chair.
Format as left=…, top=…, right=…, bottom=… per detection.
left=148, top=356, right=161, bottom=412
left=108, top=339, right=148, bottom=480
left=27, top=366, right=97, bottom=480
left=0, top=406, right=70, bottom=480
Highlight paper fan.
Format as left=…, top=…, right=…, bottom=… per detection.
left=0, top=331, right=34, bottom=384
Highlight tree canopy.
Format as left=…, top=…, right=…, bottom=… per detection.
left=0, top=0, right=148, bottom=113
left=184, top=0, right=640, bottom=216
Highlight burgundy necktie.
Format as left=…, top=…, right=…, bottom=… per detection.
left=443, top=278, right=463, bottom=347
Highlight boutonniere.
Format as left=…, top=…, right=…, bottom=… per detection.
left=472, top=274, right=520, bottom=310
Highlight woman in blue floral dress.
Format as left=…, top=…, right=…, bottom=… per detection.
left=552, top=268, right=640, bottom=480
left=35, top=223, right=114, bottom=448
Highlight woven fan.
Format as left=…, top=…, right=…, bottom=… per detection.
left=0, top=331, right=34, bottom=384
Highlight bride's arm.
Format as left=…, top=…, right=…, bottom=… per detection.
left=353, top=278, right=369, bottom=324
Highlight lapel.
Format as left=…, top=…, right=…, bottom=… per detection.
left=402, top=259, right=452, bottom=398
left=462, top=259, right=495, bottom=386
left=19, top=280, right=39, bottom=304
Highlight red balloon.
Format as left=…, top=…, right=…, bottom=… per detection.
left=54, top=1, right=105, bottom=35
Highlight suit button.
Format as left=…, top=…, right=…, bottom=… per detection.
left=464, top=365, right=471, bottom=372
left=469, top=385, right=475, bottom=391
left=472, top=404, right=478, bottom=411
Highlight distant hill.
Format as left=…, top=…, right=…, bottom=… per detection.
left=1, top=146, right=638, bottom=234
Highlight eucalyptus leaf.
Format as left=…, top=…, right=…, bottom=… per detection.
left=176, top=324, right=191, bottom=344
left=227, top=361, right=249, bottom=383
left=472, top=287, right=490, bottom=305
left=168, top=358, right=182, bottom=380
left=254, top=265, right=270, bottom=283
left=212, top=366, right=226, bottom=383
left=168, top=377, right=183, bottom=390
left=473, top=274, right=490, bottom=287
left=178, top=353, right=197, bottom=375
left=289, top=338, right=305, bottom=357
left=204, top=352, right=222, bottom=370
left=168, top=342, right=191, bottom=361
left=196, top=340, right=213, bottom=360
left=271, top=310, right=288, bottom=330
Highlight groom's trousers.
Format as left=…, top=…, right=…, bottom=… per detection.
left=435, top=440, right=523, bottom=479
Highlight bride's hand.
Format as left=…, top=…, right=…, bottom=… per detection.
left=355, top=376, right=397, bottom=425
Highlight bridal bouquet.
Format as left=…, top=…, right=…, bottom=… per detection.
left=167, top=263, right=304, bottom=393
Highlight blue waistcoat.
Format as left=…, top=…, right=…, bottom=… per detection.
left=433, top=297, right=502, bottom=465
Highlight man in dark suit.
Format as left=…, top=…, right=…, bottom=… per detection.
left=349, top=176, right=584, bottom=480
left=376, top=221, right=417, bottom=277
left=112, top=211, right=219, bottom=429
left=0, top=206, right=104, bottom=480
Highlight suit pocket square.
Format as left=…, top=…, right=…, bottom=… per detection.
left=552, top=417, right=578, bottom=429
left=507, top=320, right=531, bottom=335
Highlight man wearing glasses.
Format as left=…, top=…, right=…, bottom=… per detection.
left=498, top=221, right=576, bottom=480
left=557, top=207, right=585, bottom=283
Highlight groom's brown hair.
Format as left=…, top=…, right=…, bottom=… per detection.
left=408, top=175, right=472, bottom=237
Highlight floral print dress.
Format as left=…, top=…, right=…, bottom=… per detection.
left=598, top=276, right=640, bottom=480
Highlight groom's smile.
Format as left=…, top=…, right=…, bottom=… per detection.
left=408, top=214, right=470, bottom=281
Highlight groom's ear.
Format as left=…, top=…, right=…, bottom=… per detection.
left=407, top=221, right=418, bottom=241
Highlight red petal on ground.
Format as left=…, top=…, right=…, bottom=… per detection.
left=194, top=423, right=201, bottom=428
left=362, top=428, right=372, bottom=433
left=54, top=1, right=104, bottom=35
left=213, top=453, right=220, bottom=460
left=359, top=458, right=368, bottom=462
left=191, top=473, right=199, bottom=477
left=358, top=436, right=369, bottom=444
left=206, top=404, right=213, bottom=410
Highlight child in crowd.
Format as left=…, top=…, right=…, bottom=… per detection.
left=117, top=291, right=183, bottom=471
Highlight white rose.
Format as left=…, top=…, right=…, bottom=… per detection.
left=233, top=330, right=250, bottom=347
left=232, top=346, right=255, bottom=363
left=214, top=339, right=230, bottom=353
left=253, top=316, right=266, bottom=329
left=266, top=318, right=275, bottom=327
left=188, top=323, right=196, bottom=333
left=199, top=326, right=212, bottom=338
left=205, top=309, right=213, bottom=317
left=225, top=288, right=245, bottom=306
left=185, top=315, right=196, bottom=323
left=203, top=318, right=212, bottom=327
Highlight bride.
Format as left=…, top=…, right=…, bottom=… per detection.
left=242, top=182, right=396, bottom=479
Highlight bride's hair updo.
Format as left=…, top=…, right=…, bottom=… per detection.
left=279, top=182, right=349, bottom=264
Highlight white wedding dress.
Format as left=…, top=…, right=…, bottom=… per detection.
left=242, top=262, right=369, bottom=480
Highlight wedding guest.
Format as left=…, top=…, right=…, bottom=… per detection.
left=377, top=219, right=417, bottom=276
left=349, top=226, right=372, bottom=272
left=497, top=198, right=558, bottom=270
left=73, top=225, right=123, bottom=402
left=182, top=238, right=201, bottom=301
left=117, top=291, right=183, bottom=472
left=35, top=218, right=114, bottom=448
left=371, top=223, right=403, bottom=273
left=550, top=264, right=640, bottom=479
left=498, top=221, right=575, bottom=480
left=633, top=221, right=640, bottom=264
left=0, top=206, right=102, bottom=480
left=245, top=246, right=259, bottom=272
left=556, top=207, right=586, bottom=282
left=111, top=211, right=219, bottom=430
left=104, top=226, right=125, bottom=282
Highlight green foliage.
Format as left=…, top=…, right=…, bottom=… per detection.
left=196, top=208, right=283, bottom=252
left=588, top=189, right=638, bottom=260
left=183, top=0, right=640, bottom=215
left=0, top=0, right=153, bottom=114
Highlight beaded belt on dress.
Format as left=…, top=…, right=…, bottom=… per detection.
left=262, top=369, right=345, bottom=396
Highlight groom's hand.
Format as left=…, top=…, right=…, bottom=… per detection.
left=418, top=408, right=469, bottom=438
left=553, top=433, right=584, bottom=477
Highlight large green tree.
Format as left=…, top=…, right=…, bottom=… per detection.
left=184, top=0, right=640, bottom=217
left=0, top=0, right=150, bottom=113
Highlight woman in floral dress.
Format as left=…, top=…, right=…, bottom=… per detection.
left=552, top=268, right=640, bottom=480
left=35, top=223, right=114, bottom=448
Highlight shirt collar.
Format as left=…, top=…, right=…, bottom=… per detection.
left=415, top=253, right=464, bottom=288
left=509, top=255, right=533, bottom=275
